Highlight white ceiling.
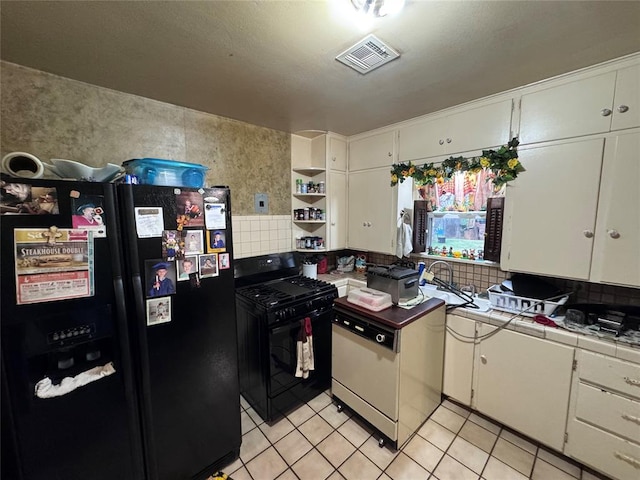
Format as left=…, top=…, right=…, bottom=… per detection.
left=2, top=1, right=640, bottom=137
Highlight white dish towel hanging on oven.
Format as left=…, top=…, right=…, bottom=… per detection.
left=295, top=317, right=314, bottom=379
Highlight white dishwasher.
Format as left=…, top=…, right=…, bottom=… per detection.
left=331, top=297, right=446, bottom=449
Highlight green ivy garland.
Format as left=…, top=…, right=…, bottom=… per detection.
left=390, top=137, right=523, bottom=187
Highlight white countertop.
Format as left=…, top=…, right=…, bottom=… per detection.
left=320, top=272, right=640, bottom=365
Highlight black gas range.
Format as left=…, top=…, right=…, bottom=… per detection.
left=234, top=253, right=337, bottom=423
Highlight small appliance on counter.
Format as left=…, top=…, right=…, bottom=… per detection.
left=367, top=265, right=419, bottom=305
left=565, top=303, right=640, bottom=337
left=347, top=287, right=392, bottom=312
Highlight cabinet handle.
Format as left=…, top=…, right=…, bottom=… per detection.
left=614, top=451, right=640, bottom=468
left=618, top=105, right=630, bottom=113
left=621, top=413, right=640, bottom=425
left=608, top=229, right=621, bottom=239
left=439, top=139, right=444, bottom=145
left=363, top=222, right=367, bottom=227
left=331, top=222, right=336, bottom=226
left=367, top=222, right=372, bottom=227
left=480, top=354, right=487, bottom=364
left=332, top=156, right=336, bottom=162
left=601, top=108, right=613, bottom=117
left=624, top=376, right=640, bottom=387
left=583, top=230, right=594, bottom=238
left=446, top=138, right=452, bottom=144
left=387, top=152, right=392, bottom=157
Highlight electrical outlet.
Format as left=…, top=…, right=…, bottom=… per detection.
left=254, top=193, right=268, bottom=214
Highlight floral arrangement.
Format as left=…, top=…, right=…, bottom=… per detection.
left=390, top=138, right=523, bottom=187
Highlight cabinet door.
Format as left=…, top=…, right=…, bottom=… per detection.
left=446, top=99, right=513, bottom=155
left=475, top=325, right=574, bottom=451
left=328, top=171, right=347, bottom=250
left=591, top=131, right=640, bottom=287
left=348, top=169, right=393, bottom=253
left=610, top=64, right=640, bottom=131
left=349, top=131, right=396, bottom=171
left=519, top=72, right=616, bottom=144
left=504, top=138, right=603, bottom=280
left=329, top=136, right=347, bottom=171
left=442, top=315, right=475, bottom=406
left=398, top=116, right=446, bottom=162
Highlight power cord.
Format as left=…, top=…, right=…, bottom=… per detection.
left=445, top=292, right=574, bottom=344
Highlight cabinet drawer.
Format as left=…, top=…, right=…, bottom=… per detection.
left=566, top=418, right=640, bottom=480
left=579, top=350, right=640, bottom=400
left=574, top=382, right=640, bottom=443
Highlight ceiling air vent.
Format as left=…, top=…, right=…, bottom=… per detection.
left=335, top=34, right=400, bottom=74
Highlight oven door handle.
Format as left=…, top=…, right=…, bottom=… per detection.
left=270, top=324, right=295, bottom=336
left=270, top=309, right=326, bottom=335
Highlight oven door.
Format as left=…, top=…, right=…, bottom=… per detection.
left=268, top=305, right=332, bottom=397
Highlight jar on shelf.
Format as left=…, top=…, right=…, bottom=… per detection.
left=295, top=179, right=302, bottom=194
left=318, top=181, right=325, bottom=194
left=301, top=182, right=308, bottom=194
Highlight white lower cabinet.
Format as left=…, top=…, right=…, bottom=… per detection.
left=442, top=315, right=476, bottom=406
left=565, top=350, right=640, bottom=480
left=474, top=324, right=574, bottom=452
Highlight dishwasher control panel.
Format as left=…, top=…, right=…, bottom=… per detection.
left=333, top=313, right=396, bottom=351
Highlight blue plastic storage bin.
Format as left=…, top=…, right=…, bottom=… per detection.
left=122, top=158, right=208, bottom=187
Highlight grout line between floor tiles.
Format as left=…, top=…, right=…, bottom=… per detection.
left=237, top=394, right=600, bottom=480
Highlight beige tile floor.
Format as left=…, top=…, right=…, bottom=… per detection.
left=221, top=392, right=611, bottom=480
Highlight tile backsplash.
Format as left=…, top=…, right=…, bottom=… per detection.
left=331, top=250, right=639, bottom=307
left=232, top=215, right=292, bottom=259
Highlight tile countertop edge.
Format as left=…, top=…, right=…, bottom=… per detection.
left=318, top=271, right=366, bottom=286
left=451, top=305, right=640, bottom=364
left=319, top=272, right=640, bottom=364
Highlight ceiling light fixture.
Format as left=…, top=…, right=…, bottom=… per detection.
left=351, top=0, right=405, bottom=18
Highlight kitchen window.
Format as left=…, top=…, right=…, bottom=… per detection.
left=416, top=171, right=504, bottom=261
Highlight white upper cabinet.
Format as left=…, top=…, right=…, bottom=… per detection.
left=348, top=131, right=396, bottom=171
left=590, top=130, right=640, bottom=287
left=328, top=170, right=347, bottom=250
left=610, top=64, right=640, bottom=131
left=398, top=99, right=513, bottom=162
left=398, top=116, right=445, bottom=161
left=329, top=136, right=347, bottom=171
left=503, top=131, right=640, bottom=288
left=519, top=63, right=640, bottom=145
left=347, top=167, right=412, bottom=254
left=502, top=138, right=603, bottom=281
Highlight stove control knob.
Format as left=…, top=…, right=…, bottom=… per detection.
left=376, top=333, right=385, bottom=343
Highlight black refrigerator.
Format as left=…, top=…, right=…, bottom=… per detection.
left=1, top=176, right=241, bottom=480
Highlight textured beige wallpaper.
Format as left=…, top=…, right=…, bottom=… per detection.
left=0, top=61, right=291, bottom=215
